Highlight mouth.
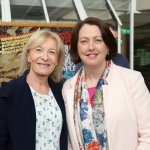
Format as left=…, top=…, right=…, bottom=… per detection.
left=38, top=63, right=50, bottom=67
left=86, top=53, right=98, bottom=58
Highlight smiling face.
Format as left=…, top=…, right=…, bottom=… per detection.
left=77, top=24, right=109, bottom=68
left=27, top=38, right=58, bottom=77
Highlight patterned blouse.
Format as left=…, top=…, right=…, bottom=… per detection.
left=30, top=86, right=63, bottom=150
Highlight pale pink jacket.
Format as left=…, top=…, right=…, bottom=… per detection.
left=62, top=62, right=150, bottom=150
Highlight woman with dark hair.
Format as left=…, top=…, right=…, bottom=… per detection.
left=62, top=17, right=150, bottom=150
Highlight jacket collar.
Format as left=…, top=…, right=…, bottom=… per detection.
left=70, top=60, right=117, bottom=89
left=105, top=60, right=117, bottom=85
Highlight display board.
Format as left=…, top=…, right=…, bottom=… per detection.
left=0, top=22, right=76, bottom=85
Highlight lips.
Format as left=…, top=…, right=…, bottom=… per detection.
left=38, top=63, right=50, bottom=67
left=86, top=53, right=98, bottom=58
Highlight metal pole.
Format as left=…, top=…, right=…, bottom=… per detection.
left=129, top=0, right=140, bottom=70
left=118, top=24, right=121, bottom=53
left=129, top=0, right=134, bottom=70
left=106, top=0, right=122, bottom=53
left=73, top=0, right=87, bottom=20
left=41, top=0, right=50, bottom=23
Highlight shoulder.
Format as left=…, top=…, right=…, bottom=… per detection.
left=114, top=53, right=127, bottom=59
left=0, top=75, right=25, bottom=98
left=48, top=77, right=64, bottom=90
left=62, top=77, right=73, bottom=90
left=112, top=53, right=130, bottom=68
left=114, top=64, right=142, bottom=81
left=62, top=70, right=80, bottom=92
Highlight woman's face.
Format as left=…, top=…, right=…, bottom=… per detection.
left=27, top=38, right=58, bottom=77
left=77, top=24, right=109, bottom=67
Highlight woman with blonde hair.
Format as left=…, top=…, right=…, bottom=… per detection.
left=0, top=29, right=67, bottom=150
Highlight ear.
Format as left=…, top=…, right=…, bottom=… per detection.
left=108, top=48, right=110, bottom=53
left=55, top=63, right=58, bottom=67
left=26, top=52, right=30, bottom=63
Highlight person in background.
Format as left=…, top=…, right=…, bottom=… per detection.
left=75, top=23, right=130, bottom=72
left=0, top=29, right=67, bottom=150
left=62, top=17, right=150, bottom=150
left=106, top=23, right=130, bottom=68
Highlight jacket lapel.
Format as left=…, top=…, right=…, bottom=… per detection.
left=65, top=72, right=80, bottom=150
left=103, top=62, right=125, bottom=150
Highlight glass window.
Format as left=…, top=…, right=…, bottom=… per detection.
left=81, top=0, right=129, bottom=22
left=45, top=0, right=78, bottom=23
left=10, top=0, right=46, bottom=22
left=134, top=22, right=150, bottom=91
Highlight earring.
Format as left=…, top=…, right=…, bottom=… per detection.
left=107, top=52, right=109, bottom=55
left=54, top=65, right=58, bottom=71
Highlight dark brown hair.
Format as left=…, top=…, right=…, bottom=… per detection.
left=69, top=17, right=117, bottom=64
left=106, top=23, right=117, bottom=32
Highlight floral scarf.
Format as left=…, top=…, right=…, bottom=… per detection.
left=74, top=61, right=110, bottom=150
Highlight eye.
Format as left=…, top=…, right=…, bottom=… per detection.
left=35, top=48, right=42, bottom=52
left=81, top=40, right=88, bottom=44
left=49, top=50, right=56, bottom=55
left=95, top=39, right=102, bottom=43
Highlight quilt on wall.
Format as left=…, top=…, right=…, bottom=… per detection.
left=0, top=26, right=76, bottom=86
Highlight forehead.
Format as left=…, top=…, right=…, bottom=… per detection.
left=38, top=37, right=57, bottom=47
left=79, top=24, right=101, bottom=37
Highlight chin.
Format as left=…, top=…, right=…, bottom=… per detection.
left=37, top=72, right=50, bottom=77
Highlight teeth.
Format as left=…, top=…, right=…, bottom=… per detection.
left=39, top=63, right=49, bottom=66
left=88, top=54, right=96, bottom=56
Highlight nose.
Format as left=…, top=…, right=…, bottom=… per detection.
left=41, top=52, right=48, bottom=61
left=89, top=40, right=94, bottom=51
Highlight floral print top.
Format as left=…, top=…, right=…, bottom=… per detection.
left=30, top=86, right=63, bottom=150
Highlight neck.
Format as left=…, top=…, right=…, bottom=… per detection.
left=84, top=60, right=106, bottom=88
left=26, top=71, right=49, bottom=94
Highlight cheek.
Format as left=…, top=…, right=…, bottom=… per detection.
left=77, top=44, right=85, bottom=55
left=53, top=56, right=59, bottom=66
left=103, top=46, right=109, bottom=55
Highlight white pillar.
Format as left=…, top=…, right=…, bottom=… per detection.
left=129, top=0, right=134, bottom=70
left=73, top=0, right=87, bottom=20
left=41, top=0, right=50, bottom=23
left=1, top=0, right=11, bottom=22
left=106, top=0, right=122, bottom=53
left=129, top=0, right=140, bottom=70
left=117, top=24, right=121, bottom=53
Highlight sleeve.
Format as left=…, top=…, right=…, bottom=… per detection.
left=0, top=96, right=9, bottom=149
left=62, top=84, right=74, bottom=150
left=131, top=72, right=150, bottom=150
left=68, top=136, right=73, bottom=150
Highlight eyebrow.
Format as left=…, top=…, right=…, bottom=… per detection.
left=36, top=46, right=56, bottom=50
left=80, top=36, right=102, bottom=39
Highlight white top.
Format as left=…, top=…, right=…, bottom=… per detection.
left=30, top=86, right=63, bottom=150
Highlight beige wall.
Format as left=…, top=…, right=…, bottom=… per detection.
left=137, top=0, right=150, bottom=10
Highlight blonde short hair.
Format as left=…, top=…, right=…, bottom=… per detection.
left=18, top=29, right=65, bottom=83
